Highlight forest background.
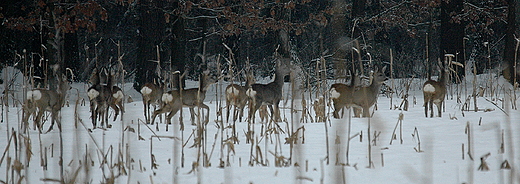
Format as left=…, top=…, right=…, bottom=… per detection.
left=0, top=0, right=518, bottom=88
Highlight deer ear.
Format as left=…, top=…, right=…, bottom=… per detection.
left=381, top=65, right=387, bottom=73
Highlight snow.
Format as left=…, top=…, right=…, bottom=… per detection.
left=1, top=69, right=519, bottom=183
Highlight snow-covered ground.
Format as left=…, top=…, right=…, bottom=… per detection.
left=0, top=68, right=519, bottom=183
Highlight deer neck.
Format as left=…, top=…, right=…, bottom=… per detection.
left=272, top=71, right=286, bottom=88
left=197, top=77, right=212, bottom=94
left=367, top=80, right=383, bottom=94
left=439, top=69, right=447, bottom=85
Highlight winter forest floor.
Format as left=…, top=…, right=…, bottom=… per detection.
left=0, top=68, right=520, bottom=183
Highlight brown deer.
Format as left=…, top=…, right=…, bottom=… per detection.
left=246, top=60, right=291, bottom=123
left=151, top=72, right=215, bottom=125
left=110, top=85, right=124, bottom=121
left=330, top=66, right=387, bottom=118
left=141, top=81, right=164, bottom=124
left=88, top=68, right=124, bottom=129
left=423, top=58, right=449, bottom=118
left=23, top=74, right=70, bottom=133
left=225, top=74, right=255, bottom=122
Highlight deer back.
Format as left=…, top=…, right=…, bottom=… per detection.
left=423, top=62, right=448, bottom=100
left=248, top=62, right=290, bottom=104
left=351, top=66, right=387, bottom=107
left=141, top=82, right=164, bottom=103
left=226, top=73, right=254, bottom=105
left=27, top=74, right=70, bottom=110
left=181, top=72, right=215, bottom=106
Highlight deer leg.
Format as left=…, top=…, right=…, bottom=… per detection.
left=97, top=106, right=103, bottom=128
left=56, top=110, right=62, bottom=131
left=429, top=100, right=434, bottom=118
left=352, top=107, right=362, bottom=117
left=144, top=101, right=149, bottom=124
left=189, top=107, right=196, bottom=125
left=22, top=103, right=35, bottom=132
left=267, top=105, right=275, bottom=122
left=226, top=102, right=231, bottom=123
left=273, top=103, right=281, bottom=122
left=248, top=101, right=260, bottom=124
left=436, top=102, right=442, bottom=117
left=200, top=103, right=210, bottom=124
left=91, top=102, right=97, bottom=129
left=232, top=105, right=238, bottom=122
left=362, top=106, right=370, bottom=118
left=332, top=101, right=343, bottom=119
left=165, top=111, right=174, bottom=125
left=424, top=101, right=428, bottom=117
left=151, top=105, right=168, bottom=125
left=110, top=102, right=120, bottom=121
left=118, top=100, right=124, bottom=120
left=22, top=112, right=30, bottom=132
left=35, top=109, right=45, bottom=133
left=98, top=103, right=107, bottom=128
left=154, top=104, right=161, bottom=124
left=46, top=107, right=59, bottom=133
left=105, top=105, right=111, bottom=128
left=248, top=104, right=254, bottom=122
left=238, top=103, right=245, bottom=122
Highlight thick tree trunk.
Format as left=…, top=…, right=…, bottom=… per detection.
left=64, top=32, right=79, bottom=79
left=351, top=0, right=365, bottom=39
left=171, top=15, right=186, bottom=89
left=504, top=0, right=517, bottom=83
left=134, top=0, right=166, bottom=91
left=440, top=0, right=465, bottom=82
left=331, top=0, right=349, bottom=79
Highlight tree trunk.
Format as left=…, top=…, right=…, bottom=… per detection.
left=331, top=0, right=349, bottom=79
left=134, top=0, right=166, bottom=91
left=171, top=14, right=186, bottom=89
left=351, top=0, right=365, bottom=39
left=440, top=0, right=465, bottom=82
left=64, top=32, right=79, bottom=79
left=504, top=0, right=517, bottom=83
left=352, top=0, right=366, bottom=19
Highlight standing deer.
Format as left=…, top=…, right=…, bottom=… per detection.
left=423, top=57, right=449, bottom=118
left=88, top=68, right=124, bottom=129
left=110, top=85, right=124, bottom=121
left=225, top=74, right=255, bottom=122
left=330, top=66, right=387, bottom=118
left=151, top=72, right=215, bottom=125
left=246, top=60, right=291, bottom=123
left=141, top=81, right=164, bottom=124
left=23, top=74, right=70, bottom=133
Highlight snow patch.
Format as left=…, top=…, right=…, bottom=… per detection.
left=423, top=84, right=436, bottom=93
left=329, top=88, right=340, bottom=99
left=140, top=86, right=152, bottom=95
left=162, top=93, right=174, bottom=103
left=87, top=89, right=100, bottom=100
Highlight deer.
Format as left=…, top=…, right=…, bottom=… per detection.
left=150, top=71, right=215, bottom=125
left=23, top=74, right=70, bottom=133
left=246, top=60, right=291, bottom=123
left=141, top=81, right=164, bottom=124
left=88, top=68, right=124, bottom=129
left=423, top=57, right=449, bottom=118
left=225, top=74, right=255, bottom=122
left=330, top=66, right=387, bottom=118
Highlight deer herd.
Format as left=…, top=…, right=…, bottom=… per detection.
left=21, top=55, right=455, bottom=133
